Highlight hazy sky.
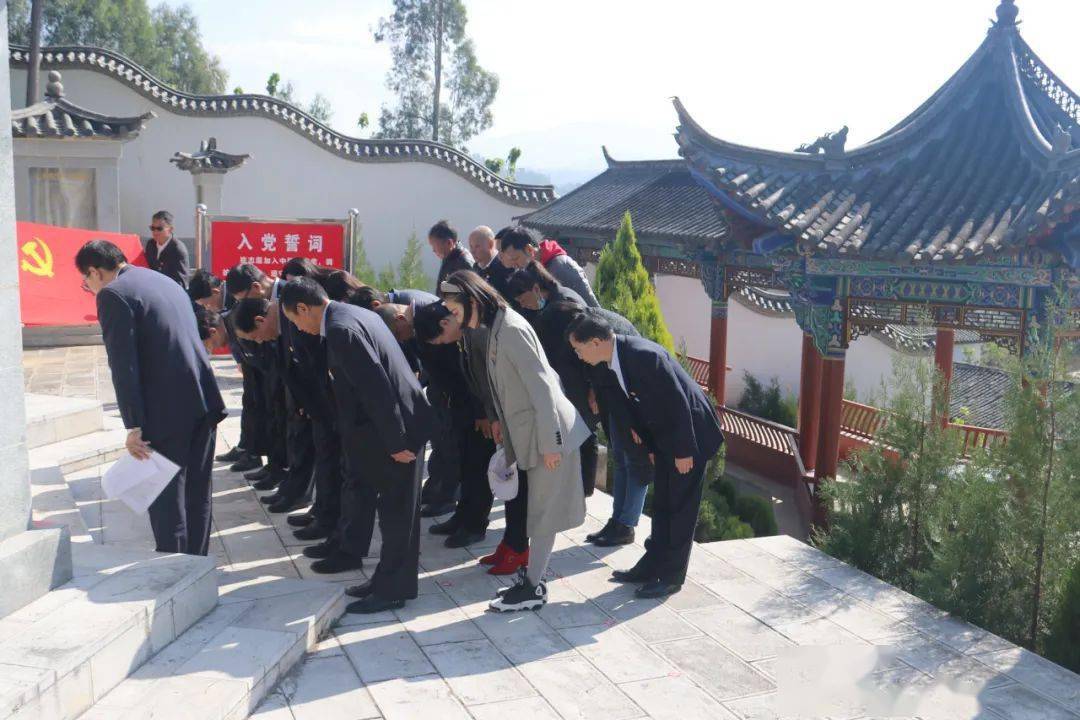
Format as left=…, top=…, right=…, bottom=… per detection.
left=163, top=0, right=1080, bottom=185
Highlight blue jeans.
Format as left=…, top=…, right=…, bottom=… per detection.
left=609, top=414, right=652, bottom=527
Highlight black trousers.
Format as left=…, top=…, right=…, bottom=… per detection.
left=276, top=391, right=315, bottom=501
left=580, top=433, right=598, bottom=497
left=237, top=363, right=262, bottom=454
left=420, top=405, right=460, bottom=507
left=502, top=469, right=529, bottom=553
left=261, top=370, right=288, bottom=470
left=147, top=414, right=217, bottom=556
left=356, top=425, right=421, bottom=600
left=637, top=453, right=709, bottom=585
left=450, top=421, right=495, bottom=533
left=309, top=415, right=342, bottom=531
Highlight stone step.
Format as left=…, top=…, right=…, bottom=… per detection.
left=28, top=419, right=128, bottom=476
left=22, top=324, right=103, bottom=348
left=29, top=465, right=93, bottom=544
left=77, top=574, right=345, bottom=720
left=0, top=543, right=219, bottom=720
left=24, top=394, right=104, bottom=450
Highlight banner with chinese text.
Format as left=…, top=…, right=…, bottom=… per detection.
left=18, top=221, right=147, bottom=326
left=209, top=220, right=346, bottom=281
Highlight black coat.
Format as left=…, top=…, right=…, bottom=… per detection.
left=606, top=335, right=723, bottom=460
left=145, top=238, right=190, bottom=289
left=436, top=246, right=475, bottom=291
left=476, top=256, right=512, bottom=297
left=97, top=265, right=224, bottom=440
left=323, top=301, right=433, bottom=455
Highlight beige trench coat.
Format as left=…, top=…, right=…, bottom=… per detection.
left=486, top=307, right=591, bottom=537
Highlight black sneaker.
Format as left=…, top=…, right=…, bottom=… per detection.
left=217, top=446, right=245, bottom=462
left=585, top=519, right=616, bottom=544
left=593, top=522, right=635, bottom=547
left=489, top=577, right=546, bottom=612
left=495, top=568, right=527, bottom=597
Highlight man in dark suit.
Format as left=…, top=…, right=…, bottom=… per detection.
left=281, top=278, right=433, bottom=613
left=470, top=226, right=512, bottom=296
left=567, top=313, right=724, bottom=599
left=76, top=240, right=225, bottom=556
left=429, top=220, right=475, bottom=293
left=144, top=210, right=190, bottom=289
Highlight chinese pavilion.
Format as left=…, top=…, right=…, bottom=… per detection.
left=523, top=0, right=1080, bottom=526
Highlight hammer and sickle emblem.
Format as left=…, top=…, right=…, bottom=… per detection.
left=21, top=237, right=54, bottom=278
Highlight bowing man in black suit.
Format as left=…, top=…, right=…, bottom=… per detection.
left=567, top=313, right=724, bottom=599
left=144, top=210, right=190, bottom=289
left=76, top=240, right=225, bottom=556
left=281, top=277, right=433, bottom=614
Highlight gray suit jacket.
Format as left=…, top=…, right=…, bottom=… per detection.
left=486, top=307, right=590, bottom=536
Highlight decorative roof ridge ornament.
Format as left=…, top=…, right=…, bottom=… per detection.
left=171, top=137, right=251, bottom=174
left=794, top=126, right=849, bottom=159
left=994, top=0, right=1019, bottom=28
left=44, top=70, right=64, bottom=99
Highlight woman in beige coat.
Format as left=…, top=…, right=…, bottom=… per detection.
left=440, top=269, right=591, bottom=611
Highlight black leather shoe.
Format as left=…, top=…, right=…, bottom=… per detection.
left=217, top=446, right=245, bottom=462
left=420, top=501, right=456, bottom=518
left=260, top=492, right=283, bottom=505
left=428, top=516, right=461, bottom=536
left=245, top=465, right=271, bottom=481
left=310, top=552, right=364, bottom=574
left=230, top=454, right=263, bottom=473
left=346, top=596, right=404, bottom=614
left=303, top=540, right=336, bottom=559
left=635, top=581, right=681, bottom=599
left=345, top=580, right=375, bottom=598
left=293, top=523, right=330, bottom=541
left=252, top=476, right=280, bottom=491
left=593, top=522, right=635, bottom=548
left=585, top=519, right=616, bottom=544
left=268, top=496, right=309, bottom=514
left=287, top=512, right=314, bottom=528
left=444, top=529, right=486, bottom=549
left=612, top=565, right=658, bottom=584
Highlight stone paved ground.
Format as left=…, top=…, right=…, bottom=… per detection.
left=23, top=348, right=1080, bottom=720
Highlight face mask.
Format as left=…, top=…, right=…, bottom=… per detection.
left=536, top=296, right=547, bottom=311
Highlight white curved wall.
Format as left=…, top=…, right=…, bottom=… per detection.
left=10, top=67, right=536, bottom=280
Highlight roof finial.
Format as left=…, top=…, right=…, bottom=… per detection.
left=44, top=70, right=63, bottom=100
left=995, top=0, right=1018, bottom=26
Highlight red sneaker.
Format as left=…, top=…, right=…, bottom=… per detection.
left=488, top=547, right=529, bottom=576
left=479, top=541, right=508, bottom=566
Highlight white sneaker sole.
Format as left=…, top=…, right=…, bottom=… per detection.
left=488, top=597, right=546, bottom=612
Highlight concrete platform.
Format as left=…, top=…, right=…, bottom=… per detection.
left=0, top=543, right=218, bottom=720
left=28, top=417, right=128, bottom=475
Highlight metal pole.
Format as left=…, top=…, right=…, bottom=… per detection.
left=25, top=0, right=44, bottom=107
left=346, top=207, right=359, bottom=274
left=431, top=0, right=442, bottom=143
left=194, top=203, right=207, bottom=270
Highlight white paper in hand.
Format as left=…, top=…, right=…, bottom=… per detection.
left=102, top=452, right=180, bottom=514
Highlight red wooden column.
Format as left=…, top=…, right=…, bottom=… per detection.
left=708, top=300, right=728, bottom=405
left=797, top=334, right=824, bottom=472
left=813, top=353, right=847, bottom=487
left=934, top=328, right=956, bottom=425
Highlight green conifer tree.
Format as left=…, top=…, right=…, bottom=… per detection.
left=594, top=212, right=675, bottom=353
left=350, top=233, right=377, bottom=286
left=394, top=232, right=432, bottom=290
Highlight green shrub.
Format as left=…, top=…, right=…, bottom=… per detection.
left=735, top=495, right=779, bottom=537
left=1045, top=558, right=1080, bottom=673
left=737, top=373, right=798, bottom=427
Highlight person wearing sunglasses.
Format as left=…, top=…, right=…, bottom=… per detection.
left=145, top=210, right=190, bottom=289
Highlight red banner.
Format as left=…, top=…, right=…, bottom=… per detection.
left=210, top=220, right=346, bottom=281
left=18, top=222, right=147, bottom=327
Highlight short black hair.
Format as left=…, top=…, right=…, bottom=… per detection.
left=232, top=297, right=271, bottom=333
left=193, top=303, right=221, bottom=341
left=505, top=260, right=559, bottom=298
left=282, top=257, right=323, bottom=280
left=348, top=285, right=389, bottom=309
left=566, top=312, right=615, bottom=343
left=428, top=219, right=457, bottom=244
left=74, top=240, right=127, bottom=274
left=414, top=301, right=452, bottom=344
left=187, top=269, right=222, bottom=301
left=152, top=210, right=173, bottom=226
left=279, top=277, right=328, bottom=313
left=225, top=263, right=266, bottom=296
left=323, top=270, right=365, bottom=301
left=441, top=269, right=505, bottom=328
left=497, top=225, right=539, bottom=252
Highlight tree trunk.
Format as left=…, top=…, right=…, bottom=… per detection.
left=431, top=0, right=443, bottom=143
left=1030, top=370, right=1056, bottom=648
left=26, top=0, right=45, bottom=106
